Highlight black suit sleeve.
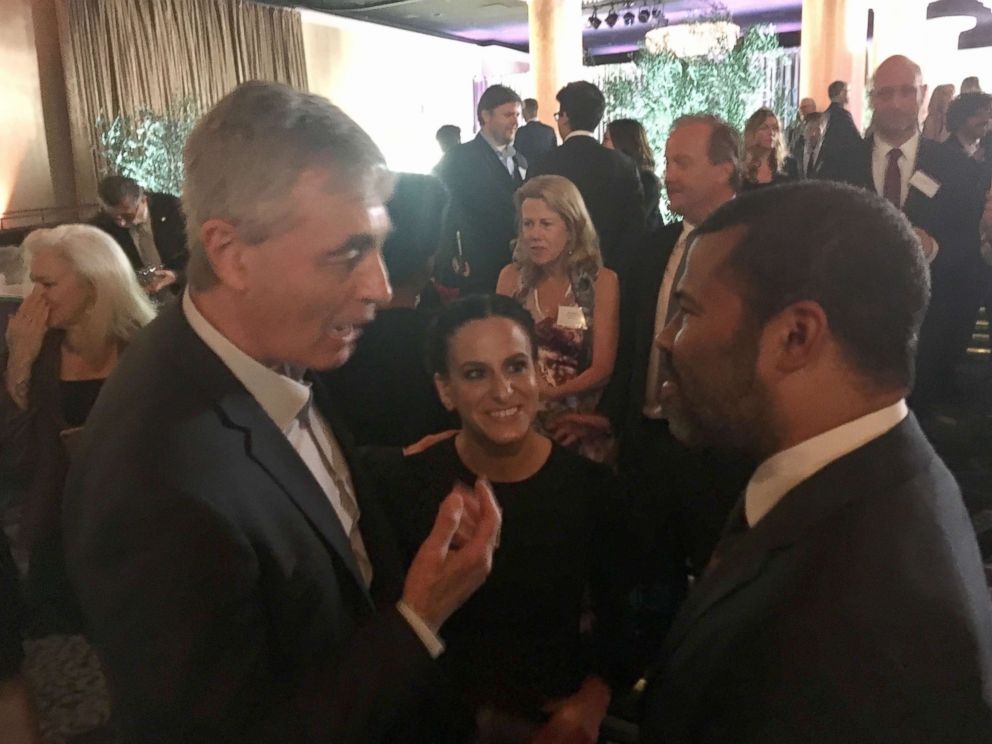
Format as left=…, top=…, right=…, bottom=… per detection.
left=66, top=471, right=436, bottom=743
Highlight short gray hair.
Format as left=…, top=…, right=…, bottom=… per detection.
left=22, top=224, right=156, bottom=347
left=182, top=81, right=390, bottom=290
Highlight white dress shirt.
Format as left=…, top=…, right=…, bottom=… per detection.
left=481, top=130, right=522, bottom=177
left=643, top=223, right=694, bottom=418
left=564, top=130, right=597, bottom=142
left=872, top=131, right=921, bottom=209
left=182, top=292, right=444, bottom=656
left=744, top=400, right=909, bottom=527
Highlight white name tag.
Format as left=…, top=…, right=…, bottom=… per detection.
left=556, top=305, right=587, bottom=330
left=909, top=170, right=941, bottom=198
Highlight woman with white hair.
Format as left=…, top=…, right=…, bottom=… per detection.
left=1, top=223, right=154, bottom=650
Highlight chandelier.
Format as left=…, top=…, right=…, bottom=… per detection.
left=644, top=20, right=740, bottom=57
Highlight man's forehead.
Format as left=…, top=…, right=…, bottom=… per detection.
left=684, top=227, right=746, bottom=288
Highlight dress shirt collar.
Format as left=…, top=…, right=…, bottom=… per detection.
left=182, top=291, right=310, bottom=432
left=565, top=130, right=596, bottom=142
left=744, top=400, right=908, bottom=527
left=875, top=130, right=920, bottom=166
left=480, top=130, right=517, bottom=160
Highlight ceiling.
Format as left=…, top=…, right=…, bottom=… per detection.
left=275, top=0, right=804, bottom=56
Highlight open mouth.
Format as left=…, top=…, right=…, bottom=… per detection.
left=328, top=324, right=362, bottom=343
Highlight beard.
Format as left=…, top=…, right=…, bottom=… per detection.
left=661, top=326, right=776, bottom=457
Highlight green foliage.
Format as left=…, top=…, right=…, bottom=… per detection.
left=94, top=99, right=201, bottom=196
left=601, top=17, right=790, bottom=219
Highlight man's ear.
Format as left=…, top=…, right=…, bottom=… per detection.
left=766, top=300, right=829, bottom=374
left=434, top=372, right=455, bottom=412
left=199, top=219, right=251, bottom=292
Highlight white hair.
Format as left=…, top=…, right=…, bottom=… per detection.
left=22, top=224, right=156, bottom=349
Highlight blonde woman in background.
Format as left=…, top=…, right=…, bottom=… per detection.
left=742, top=107, right=791, bottom=190
left=922, top=83, right=955, bottom=141
left=497, top=175, right=619, bottom=461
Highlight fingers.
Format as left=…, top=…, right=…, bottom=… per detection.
left=449, top=481, right=479, bottom=548
left=420, top=489, right=465, bottom=559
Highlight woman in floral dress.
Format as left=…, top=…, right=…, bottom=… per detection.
left=496, top=175, right=619, bottom=461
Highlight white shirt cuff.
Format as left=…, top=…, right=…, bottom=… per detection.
left=396, top=600, right=445, bottom=659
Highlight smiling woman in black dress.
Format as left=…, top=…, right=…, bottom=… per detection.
left=368, top=294, right=633, bottom=744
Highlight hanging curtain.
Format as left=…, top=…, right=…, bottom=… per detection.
left=56, top=0, right=309, bottom=200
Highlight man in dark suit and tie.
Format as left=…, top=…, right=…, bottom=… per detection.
left=833, top=55, right=986, bottom=411
left=785, top=111, right=827, bottom=180
left=63, top=82, right=501, bottom=743
left=435, top=85, right=526, bottom=294
left=641, top=181, right=992, bottom=742
left=513, top=98, right=557, bottom=165
left=91, top=175, right=190, bottom=294
left=528, top=81, right=645, bottom=276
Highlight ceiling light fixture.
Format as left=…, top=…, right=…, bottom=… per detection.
left=623, top=10, right=636, bottom=26
left=638, top=7, right=651, bottom=23
left=588, top=9, right=602, bottom=29
left=605, top=6, right=619, bottom=27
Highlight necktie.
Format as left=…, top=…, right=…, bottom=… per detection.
left=883, top=148, right=903, bottom=207
left=806, top=150, right=816, bottom=178
left=299, top=399, right=373, bottom=587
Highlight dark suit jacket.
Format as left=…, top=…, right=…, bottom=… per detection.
left=944, top=134, right=992, bottom=190
left=90, top=192, right=190, bottom=277
left=641, top=414, right=992, bottom=743
left=817, top=102, right=864, bottom=185
left=514, top=120, right=557, bottom=165
left=600, top=221, right=682, bottom=437
left=528, top=135, right=646, bottom=276
left=62, top=304, right=437, bottom=742
left=435, top=133, right=526, bottom=294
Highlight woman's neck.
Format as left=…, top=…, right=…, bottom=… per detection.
left=454, top=429, right=552, bottom=483
left=62, top=327, right=115, bottom=364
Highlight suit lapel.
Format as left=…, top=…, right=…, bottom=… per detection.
left=171, top=308, right=373, bottom=605
left=473, top=134, right=516, bottom=190
left=903, top=139, right=940, bottom=226
left=657, top=414, right=935, bottom=668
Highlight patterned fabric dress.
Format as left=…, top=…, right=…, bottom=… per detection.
left=515, top=268, right=612, bottom=462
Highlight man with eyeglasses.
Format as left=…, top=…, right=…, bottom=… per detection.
left=834, top=55, right=986, bottom=414
left=91, top=175, right=189, bottom=295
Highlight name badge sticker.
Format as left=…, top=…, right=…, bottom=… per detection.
left=556, top=305, right=587, bottom=330
left=909, top=170, right=941, bottom=199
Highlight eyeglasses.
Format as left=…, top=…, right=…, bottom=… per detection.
left=553, top=112, right=561, bottom=121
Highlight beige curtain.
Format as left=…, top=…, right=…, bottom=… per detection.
left=56, top=0, right=309, bottom=201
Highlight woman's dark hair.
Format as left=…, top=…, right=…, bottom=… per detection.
left=607, top=118, right=656, bottom=171
left=427, top=294, right=538, bottom=376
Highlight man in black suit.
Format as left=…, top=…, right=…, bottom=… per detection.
left=63, top=82, right=501, bottom=743
left=785, top=112, right=829, bottom=180
left=513, top=98, right=557, bottom=165
left=641, top=181, right=992, bottom=742
left=91, top=175, right=189, bottom=294
left=554, top=116, right=748, bottom=645
left=834, top=55, right=986, bottom=410
left=435, top=85, right=525, bottom=294
left=816, top=79, right=863, bottom=184
left=528, top=81, right=645, bottom=275
left=944, top=92, right=992, bottom=181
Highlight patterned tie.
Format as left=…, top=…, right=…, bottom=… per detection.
left=883, top=148, right=903, bottom=207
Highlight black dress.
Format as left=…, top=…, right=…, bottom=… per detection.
left=321, top=307, right=454, bottom=447
left=367, top=438, right=634, bottom=739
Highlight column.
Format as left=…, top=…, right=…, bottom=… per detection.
left=527, top=0, right=584, bottom=130
left=800, top=0, right=869, bottom=130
